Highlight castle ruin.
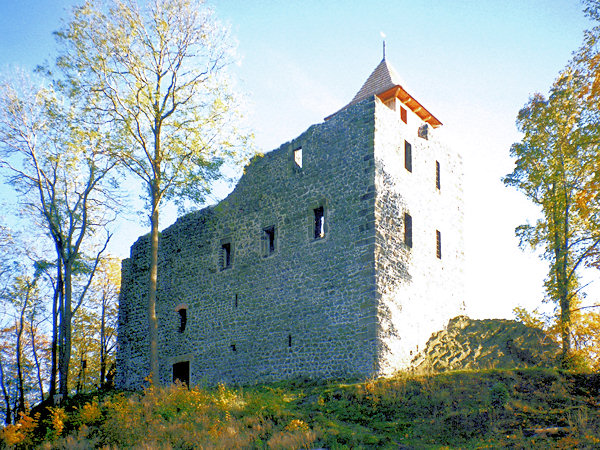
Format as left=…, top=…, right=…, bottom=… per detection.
left=116, top=57, right=465, bottom=388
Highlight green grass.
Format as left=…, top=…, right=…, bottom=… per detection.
left=2, top=368, right=599, bottom=449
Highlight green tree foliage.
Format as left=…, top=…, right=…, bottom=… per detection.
left=514, top=305, right=600, bottom=370
left=70, top=257, right=120, bottom=392
left=0, top=230, right=51, bottom=424
left=0, top=74, right=119, bottom=398
left=504, top=70, right=600, bottom=365
left=53, top=0, right=253, bottom=383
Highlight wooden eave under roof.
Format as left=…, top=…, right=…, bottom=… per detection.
left=325, top=57, right=443, bottom=127
left=377, top=85, right=443, bottom=128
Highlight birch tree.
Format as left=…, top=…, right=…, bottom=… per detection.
left=54, top=0, right=252, bottom=383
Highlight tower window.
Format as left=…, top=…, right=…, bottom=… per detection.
left=175, top=304, right=188, bottom=333
left=262, top=226, right=276, bottom=256
left=404, top=141, right=412, bottom=172
left=293, top=147, right=302, bottom=168
left=172, top=361, right=190, bottom=386
left=400, top=106, right=407, bottom=124
left=404, top=213, right=412, bottom=248
left=314, top=206, right=325, bottom=239
left=220, top=242, right=231, bottom=270
left=288, top=334, right=292, bottom=348
left=436, top=230, right=442, bottom=259
left=230, top=344, right=237, bottom=352
left=436, top=161, right=441, bottom=190
left=234, top=294, right=238, bottom=308
left=178, top=308, right=187, bottom=333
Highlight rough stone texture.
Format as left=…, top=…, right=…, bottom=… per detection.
left=373, top=98, right=465, bottom=375
left=116, top=90, right=465, bottom=388
left=411, top=316, right=560, bottom=372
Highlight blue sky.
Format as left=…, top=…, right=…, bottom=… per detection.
left=0, top=1, right=595, bottom=319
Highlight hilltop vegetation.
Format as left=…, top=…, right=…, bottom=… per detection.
left=1, top=368, right=599, bottom=449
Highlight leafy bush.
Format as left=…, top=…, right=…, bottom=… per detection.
left=490, top=382, right=510, bottom=409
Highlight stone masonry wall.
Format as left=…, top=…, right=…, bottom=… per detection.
left=116, top=100, right=381, bottom=388
left=373, top=98, right=466, bottom=375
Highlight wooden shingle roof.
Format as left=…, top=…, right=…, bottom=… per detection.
left=327, top=58, right=442, bottom=128
left=348, top=58, right=404, bottom=106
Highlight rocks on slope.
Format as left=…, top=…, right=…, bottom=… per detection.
left=410, top=316, right=560, bottom=373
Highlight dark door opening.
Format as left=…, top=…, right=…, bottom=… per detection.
left=173, top=361, right=190, bottom=386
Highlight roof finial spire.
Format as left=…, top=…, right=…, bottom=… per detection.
left=380, top=31, right=387, bottom=60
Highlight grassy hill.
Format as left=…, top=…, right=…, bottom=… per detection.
left=2, top=368, right=599, bottom=448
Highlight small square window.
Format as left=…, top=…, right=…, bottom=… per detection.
left=314, top=206, right=325, bottom=239
left=293, top=147, right=302, bottom=168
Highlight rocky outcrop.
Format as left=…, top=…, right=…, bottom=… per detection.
left=410, top=316, right=559, bottom=372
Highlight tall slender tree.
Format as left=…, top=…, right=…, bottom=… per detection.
left=504, top=70, right=600, bottom=364
left=54, top=0, right=252, bottom=383
left=0, top=75, right=118, bottom=397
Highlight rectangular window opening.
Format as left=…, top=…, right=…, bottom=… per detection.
left=230, top=344, right=237, bottom=352
left=178, top=308, right=187, bottom=333
left=221, top=242, right=231, bottom=270
left=262, top=226, right=276, bottom=256
left=400, top=106, right=407, bottom=124
left=436, top=230, right=442, bottom=259
left=314, top=206, right=325, bottom=239
left=404, top=213, right=412, bottom=249
left=436, top=161, right=441, bottom=190
left=404, top=141, right=412, bottom=172
left=293, top=147, right=302, bottom=168
left=288, top=334, right=292, bottom=348
left=172, top=361, right=190, bottom=386
left=234, top=294, right=238, bottom=308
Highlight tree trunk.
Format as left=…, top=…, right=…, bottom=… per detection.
left=59, top=264, right=73, bottom=396
left=100, top=293, right=107, bottom=386
left=30, top=322, right=45, bottom=403
left=49, top=259, right=62, bottom=401
left=0, top=355, right=12, bottom=425
left=148, top=190, right=160, bottom=384
left=559, top=188, right=571, bottom=364
left=15, top=301, right=27, bottom=416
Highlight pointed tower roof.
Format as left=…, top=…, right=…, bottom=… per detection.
left=348, top=58, right=404, bottom=106
left=327, top=57, right=442, bottom=128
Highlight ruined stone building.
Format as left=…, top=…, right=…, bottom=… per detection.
left=116, top=56, right=465, bottom=388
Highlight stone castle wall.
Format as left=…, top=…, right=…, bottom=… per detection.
left=116, top=95, right=465, bottom=388
left=116, top=100, right=382, bottom=388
